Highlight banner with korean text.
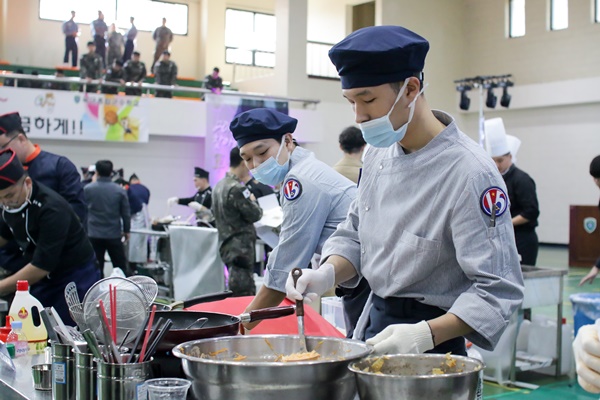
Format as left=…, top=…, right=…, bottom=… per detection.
left=0, top=87, right=149, bottom=142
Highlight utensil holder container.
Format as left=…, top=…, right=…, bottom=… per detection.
left=75, top=351, right=97, bottom=400
left=97, top=358, right=152, bottom=400
left=52, top=342, right=75, bottom=400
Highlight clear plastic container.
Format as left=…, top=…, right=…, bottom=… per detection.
left=146, top=378, right=191, bottom=400
left=7, top=321, right=29, bottom=358
left=8, top=280, right=47, bottom=354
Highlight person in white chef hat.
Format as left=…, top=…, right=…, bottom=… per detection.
left=485, top=118, right=540, bottom=266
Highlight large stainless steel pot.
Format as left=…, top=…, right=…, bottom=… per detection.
left=172, top=335, right=372, bottom=400
left=349, top=354, right=484, bottom=400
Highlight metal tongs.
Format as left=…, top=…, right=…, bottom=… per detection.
left=292, top=268, right=308, bottom=353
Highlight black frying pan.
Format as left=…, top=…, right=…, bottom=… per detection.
left=151, top=306, right=296, bottom=353
left=152, top=290, right=234, bottom=311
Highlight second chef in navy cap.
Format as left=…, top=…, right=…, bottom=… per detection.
left=286, top=26, right=524, bottom=356
left=168, top=167, right=214, bottom=226
left=229, top=108, right=361, bottom=333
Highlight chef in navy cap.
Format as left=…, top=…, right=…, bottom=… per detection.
left=228, top=108, right=359, bottom=331
left=167, top=166, right=214, bottom=226
left=287, top=26, right=524, bottom=357
left=0, top=149, right=99, bottom=327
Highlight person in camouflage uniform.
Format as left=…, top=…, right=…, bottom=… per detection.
left=152, top=17, right=173, bottom=66
left=123, top=51, right=147, bottom=96
left=107, top=23, right=124, bottom=67
left=80, top=41, right=103, bottom=93
left=102, top=60, right=125, bottom=94
left=212, top=147, right=263, bottom=296
left=153, top=51, right=177, bottom=98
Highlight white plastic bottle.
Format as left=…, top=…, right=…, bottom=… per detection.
left=8, top=280, right=48, bottom=354
left=7, top=321, right=29, bottom=358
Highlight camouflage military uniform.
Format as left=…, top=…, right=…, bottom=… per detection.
left=212, top=172, right=263, bottom=296
left=123, top=60, right=147, bottom=96
left=80, top=52, right=103, bottom=92
left=153, top=60, right=177, bottom=98
left=102, top=67, right=124, bottom=94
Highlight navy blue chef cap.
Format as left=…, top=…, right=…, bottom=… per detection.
left=0, top=112, right=22, bottom=135
left=328, top=25, right=429, bottom=89
left=194, top=167, right=209, bottom=179
left=230, top=108, right=298, bottom=148
left=0, top=149, right=25, bottom=190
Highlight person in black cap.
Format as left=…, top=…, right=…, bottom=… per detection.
left=168, top=167, right=213, bottom=225
left=153, top=50, right=177, bottom=98
left=0, top=149, right=99, bottom=325
left=79, top=41, right=103, bottom=93
left=229, top=108, right=360, bottom=334
left=286, top=26, right=524, bottom=356
left=102, top=59, right=125, bottom=94
left=123, top=51, right=147, bottom=96
left=579, top=155, right=600, bottom=286
left=0, top=112, right=87, bottom=275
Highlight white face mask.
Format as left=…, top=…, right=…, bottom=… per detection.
left=358, top=78, right=427, bottom=148
left=2, top=181, right=31, bottom=213
left=250, top=136, right=290, bottom=186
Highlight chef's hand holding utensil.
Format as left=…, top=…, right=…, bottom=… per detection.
left=366, top=320, right=434, bottom=355
left=573, top=324, right=600, bottom=393
left=285, top=263, right=335, bottom=304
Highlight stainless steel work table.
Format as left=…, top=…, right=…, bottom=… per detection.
left=0, top=354, right=50, bottom=400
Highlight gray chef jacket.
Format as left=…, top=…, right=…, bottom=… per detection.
left=322, top=110, right=524, bottom=351
left=265, top=146, right=357, bottom=292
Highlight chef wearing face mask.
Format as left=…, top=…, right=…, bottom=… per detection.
left=230, top=108, right=360, bottom=330
left=286, top=26, right=524, bottom=356
left=0, top=149, right=99, bottom=325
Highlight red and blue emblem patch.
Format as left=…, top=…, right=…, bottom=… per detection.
left=480, top=186, right=508, bottom=217
left=283, top=179, right=302, bottom=201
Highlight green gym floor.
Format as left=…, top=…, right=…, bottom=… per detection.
left=483, top=245, right=600, bottom=399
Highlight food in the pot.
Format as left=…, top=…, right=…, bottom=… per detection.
left=281, top=350, right=320, bottom=362
left=209, top=348, right=228, bottom=357
left=233, top=353, right=247, bottom=361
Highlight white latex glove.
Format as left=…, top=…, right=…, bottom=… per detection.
left=574, top=324, right=600, bottom=393
left=167, top=197, right=179, bottom=207
left=366, top=320, right=434, bottom=354
left=188, top=201, right=204, bottom=211
left=285, top=263, right=335, bottom=304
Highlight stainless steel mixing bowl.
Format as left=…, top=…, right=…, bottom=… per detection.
left=172, top=334, right=372, bottom=400
left=349, top=354, right=484, bottom=400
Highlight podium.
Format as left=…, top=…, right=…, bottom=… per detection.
left=569, top=205, right=600, bottom=267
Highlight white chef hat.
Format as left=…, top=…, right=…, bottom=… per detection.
left=484, top=118, right=510, bottom=157
left=506, top=134, right=521, bottom=164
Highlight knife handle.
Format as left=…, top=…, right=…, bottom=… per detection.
left=292, top=268, right=304, bottom=317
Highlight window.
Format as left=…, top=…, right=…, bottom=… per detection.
left=550, top=0, right=568, bottom=30
left=39, top=0, right=188, bottom=35
left=225, top=9, right=276, bottom=68
left=39, top=0, right=116, bottom=24
left=509, top=0, right=526, bottom=38
left=116, top=0, right=188, bottom=35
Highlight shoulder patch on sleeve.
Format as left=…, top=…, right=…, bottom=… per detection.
left=283, top=178, right=302, bottom=201
left=480, top=186, right=508, bottom=217
left=242, top=188, right=251, bottom=198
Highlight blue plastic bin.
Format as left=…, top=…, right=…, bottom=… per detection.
left=570, top=293, right=600, bottom=335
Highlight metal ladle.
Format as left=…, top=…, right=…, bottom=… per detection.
left=291, top=268, right=308, bottom=353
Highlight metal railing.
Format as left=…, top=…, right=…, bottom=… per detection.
left=0, top=72, right=321, bottom=106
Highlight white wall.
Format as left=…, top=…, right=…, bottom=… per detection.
left=460, top=0, right=600, bottom=244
